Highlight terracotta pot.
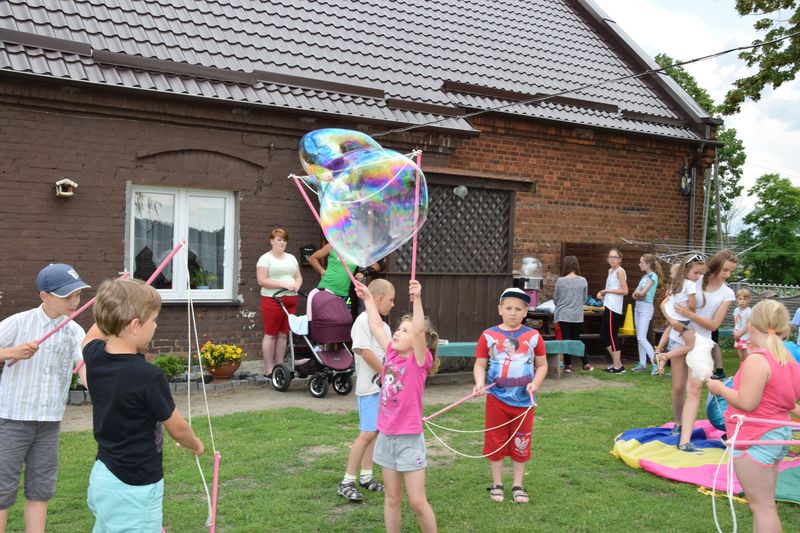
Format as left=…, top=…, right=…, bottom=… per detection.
left=205, top=360, right=241, bottom=383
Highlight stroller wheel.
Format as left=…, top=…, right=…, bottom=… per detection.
left=332, top=373, right=353, bottom=396
left=271, top=364, right=292, bottom=392
left=308, top=373, right=329, bottom=398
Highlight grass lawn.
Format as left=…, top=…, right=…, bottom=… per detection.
left=6, top=350, right=799, bottom=532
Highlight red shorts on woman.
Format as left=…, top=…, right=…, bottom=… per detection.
left=260, top=295, right=297, bottom=335
left=483, top=393, right=535, bottom=462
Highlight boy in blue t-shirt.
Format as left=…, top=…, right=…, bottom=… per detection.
left=82, top=278, right=204, bottom=532
left=473, top=288, right=547, bottom=504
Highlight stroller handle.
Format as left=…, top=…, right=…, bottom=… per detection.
left=272, top=288, right=308, bottom=302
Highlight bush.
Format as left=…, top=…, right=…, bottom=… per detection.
left=153, top=355, right=185, bottom=381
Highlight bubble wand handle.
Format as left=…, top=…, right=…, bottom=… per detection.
left=69, top=240, right=186, bottom=374
left=210, top=451, right=221, bottom=533
left=422, top=382, right=496, bottom=422
left=290, top=175, right=357, bottom=286
left=410, top=150, right=422, bottom=301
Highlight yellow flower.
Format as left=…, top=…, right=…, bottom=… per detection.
left=199, top=341, right=247, bottom=369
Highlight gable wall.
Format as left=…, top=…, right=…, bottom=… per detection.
left=0, top=78, right=709, bottom=356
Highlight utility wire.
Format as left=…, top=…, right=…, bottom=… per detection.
left=373, top=29, right=800, bottom=138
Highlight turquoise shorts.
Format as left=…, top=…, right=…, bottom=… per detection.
left=87, top=460, right=164, bottom=533
left=357, top=392, right=380, bottom=432
left=733, top=426, right=792, bottom=466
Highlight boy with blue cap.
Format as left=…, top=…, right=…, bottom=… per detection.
left=0, top=263, right=90, bottom=533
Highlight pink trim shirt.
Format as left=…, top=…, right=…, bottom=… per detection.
left=376, top=344, right=433, bottom=435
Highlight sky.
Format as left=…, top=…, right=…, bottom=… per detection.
left=593, top=0, right=800, bottom=233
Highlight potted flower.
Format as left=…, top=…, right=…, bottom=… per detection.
left=191, top=268, right=217, bottom=289
left=200, top=341, right=245, bottom=382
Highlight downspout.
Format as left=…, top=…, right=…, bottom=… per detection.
left=688, top=141, right=705, bottom=247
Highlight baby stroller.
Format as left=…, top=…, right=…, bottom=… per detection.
left=270, top=289, right=355, bottom=398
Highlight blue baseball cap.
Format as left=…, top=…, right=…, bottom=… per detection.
left=36, top=263, right=90, bottom=297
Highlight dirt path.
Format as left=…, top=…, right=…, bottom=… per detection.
left=61, top=369, right=629, bottom=432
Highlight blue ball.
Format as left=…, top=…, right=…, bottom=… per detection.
left=706, top=377, right=735, bottom=431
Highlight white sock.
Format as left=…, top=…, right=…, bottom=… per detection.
left=359, top=470, right=373, bottom=483
left=342, top=473, right=356, bottom=484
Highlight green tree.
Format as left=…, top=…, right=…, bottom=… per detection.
left=654, top=54, right=746, bottom=245
left=737, top=173, right=800, bottom=283
left=719, top=0, right=800, bottom=115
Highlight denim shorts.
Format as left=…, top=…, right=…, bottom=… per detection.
left=87, top=460, right=164, bottom=533
left=374, top=433, right=427, bottom=472
left=0, top=418, right=60, bottom=509
left=733, top=426, right=792, bottom=466
left=357, top=392, right=380, bottom=432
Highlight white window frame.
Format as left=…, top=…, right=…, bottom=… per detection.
left=127, top=184, right=237, bottom=302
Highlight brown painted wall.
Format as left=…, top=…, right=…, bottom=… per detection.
left=0, top=77, right=709, bottom=356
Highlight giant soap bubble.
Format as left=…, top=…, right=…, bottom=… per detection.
left=299, top=129, right=382, bottom=182
left=318, top=148, right=427, bottom=267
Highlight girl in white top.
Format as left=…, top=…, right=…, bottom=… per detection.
left=596, top=248, right=628, bottom=373
left=668, top=249, right=738, bottom=453
left=655, top=254, right=705, bottom=374
left=732, top=288, right=752, bottom=362
left=256, top=228, right=302, bottom=378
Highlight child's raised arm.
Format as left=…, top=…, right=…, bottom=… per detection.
left=409, top=280, right=427, bottom=367
left=354, top=280, right=389, bottom=349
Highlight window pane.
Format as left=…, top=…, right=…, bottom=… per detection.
left=188, top=196, right=225, bottom=290
left=133, top=192, right=175, bottom=289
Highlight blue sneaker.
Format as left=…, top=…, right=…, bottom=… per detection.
left=631, top=364, right=647, bottom=373
left=677, top=442, right=704, bottom=455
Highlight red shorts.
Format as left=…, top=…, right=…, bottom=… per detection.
left=260, top=295, right=297, bottom=335
left=483, top=393, right=535, bottom=462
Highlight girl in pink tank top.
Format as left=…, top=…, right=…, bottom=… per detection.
left=707, top=299, right=800, bottom=532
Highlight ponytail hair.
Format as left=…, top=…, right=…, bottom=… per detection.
left=399, top=314, right=441, bottom=375
left=670, top=253, right=705, bottom=296
left=749, top=299, right=791, bottom=366
left=641, top=254, right=663, bottom=288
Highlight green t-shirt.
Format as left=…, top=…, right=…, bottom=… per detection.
left=318, top=249, right=356, bottom=297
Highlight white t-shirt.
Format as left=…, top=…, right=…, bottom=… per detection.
left=664, top=279, right=697, bottom=321
left=692, top=277, right=735, bottom=339
left=733, top=307, right=752, bottom=341
left=351, top=312, right=391, bottom=396
left=256, top=252, right=298, bottom=297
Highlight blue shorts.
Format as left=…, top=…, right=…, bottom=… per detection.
left=374, top=433, right=427, bottom=472
left=733, top=426, right=792, bottom=466
left=357, top=392, right=380, bottom=432
left=87, top=460, right=164, bottom=533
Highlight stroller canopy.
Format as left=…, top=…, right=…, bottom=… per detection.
left=309, top=290, right=353, bottom=343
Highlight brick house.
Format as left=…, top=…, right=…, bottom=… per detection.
left=0, top=0, right=718, bottom=354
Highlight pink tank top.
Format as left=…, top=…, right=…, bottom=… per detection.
left=376, top=344, right=433, bottom=435
left=725, top=349, right=800, bottom=443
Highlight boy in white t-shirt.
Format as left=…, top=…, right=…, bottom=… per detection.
left=337, top=279, right=395, bottom=502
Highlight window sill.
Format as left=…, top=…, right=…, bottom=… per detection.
left=161, top=300, right=242, bottom=307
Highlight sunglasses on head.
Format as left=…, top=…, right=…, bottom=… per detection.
left=687, top=253, right=706, bottom=263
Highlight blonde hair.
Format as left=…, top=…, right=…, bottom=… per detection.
left=749, top=299, right=791, bottom=366
left=640, top=254, right=663, bottom=288
left=368, top=278, right=393, bottom=297
left=399, top=314, right=440, bottom=375
left=735, top=288, right=751, bottom=300
left=93, top=278, right=161, bottom=336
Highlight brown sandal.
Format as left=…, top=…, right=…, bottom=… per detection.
left=655, top=352, right=667, bottom=375
left=488, top=484, right=504, bottom=502
left=511, top=485, right=529, bottom=504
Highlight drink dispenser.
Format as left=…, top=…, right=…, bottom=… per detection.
left=519, top=257, right=543, bottom=309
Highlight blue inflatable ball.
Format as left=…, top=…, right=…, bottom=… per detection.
left=706, top=377, right=735, bottom=431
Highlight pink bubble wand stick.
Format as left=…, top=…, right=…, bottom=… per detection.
left=68, top=240, right=186, bottom=374
left=410, top=150, right=422, bottom=301
left=422, top=383, right=496, bottom=422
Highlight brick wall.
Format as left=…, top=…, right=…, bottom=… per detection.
left=0, top=78, right=711, bottom=356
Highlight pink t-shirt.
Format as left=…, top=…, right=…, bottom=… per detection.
left=376, top=344, right=433, bottom=435
left=725, top=348, right=800, bottom=445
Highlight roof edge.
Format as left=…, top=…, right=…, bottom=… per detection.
left=571, top=0, right=717, bottom=128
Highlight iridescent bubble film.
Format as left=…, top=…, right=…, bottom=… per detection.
left=299, top=129, right=382, bottom=182
left=318, top=148, right=428, bottom=267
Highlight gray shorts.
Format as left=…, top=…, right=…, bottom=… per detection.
left=373, top=433, right=427, bottom=472
left=0, top=418, right=61, bottom=509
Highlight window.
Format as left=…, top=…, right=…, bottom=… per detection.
left=127, top=185, right=237, bottom=301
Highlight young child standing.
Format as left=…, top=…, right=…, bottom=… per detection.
left=353, top=279, right=439, bottom=533
left=597, top=248, right=628, bottom=373
left=82, top=278, right=204, bottom=532
left=631, top=254, right=662, bottom=374
left=655, top=253, right=705, bottom=375
left=0, top=263, right=90, bottom=533
left=337, top=279, right=395, bottom=502
left=706, top=299, right=800, bottom=532
left=473, top=288, right=547, bottom=504
left=732, top=288, right=752, bottom=362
